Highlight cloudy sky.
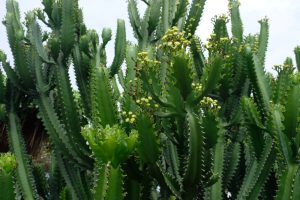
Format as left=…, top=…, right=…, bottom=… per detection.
left=0, top=0, right=300, bottom=73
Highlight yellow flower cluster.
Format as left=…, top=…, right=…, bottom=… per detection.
left=136, top=96, right=159, bottom=108
left=137, top=52, right=150, bottom=64
left=220, top=37, right=229, bottom=42
left=273, top=64, right=294, bottom=73
left=200, top=97, right=221, bottom=113
left=129, top=77, right=138, bottom=83
left=192, top=83, right=203, bottom=93
left=122, top=111, right=137, bottom=124
left=204, top=34, right=231, bottom=51
left=137, top=52, right=160, bottom=67
left=158, top=26, right=190, bottom=52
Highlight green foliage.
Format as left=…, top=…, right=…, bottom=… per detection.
left=82, top=125, right=138, bottom=168
left=1, top=0, right=300, bottom=199
left=0, top=153, right=16, bottom=200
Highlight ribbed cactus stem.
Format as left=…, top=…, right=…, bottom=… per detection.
left=294, top=46, right=300, bottom=71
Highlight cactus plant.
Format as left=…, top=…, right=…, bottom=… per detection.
left=1, top=0, right=300, bottom=199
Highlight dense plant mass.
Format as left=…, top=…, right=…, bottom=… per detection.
left=1, top=0, right=300, bottom=199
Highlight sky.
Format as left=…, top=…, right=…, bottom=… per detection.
left=0, top=0, right=300, bottom=73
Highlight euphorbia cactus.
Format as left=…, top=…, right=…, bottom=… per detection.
left=1, top=0, right=300, bottom=199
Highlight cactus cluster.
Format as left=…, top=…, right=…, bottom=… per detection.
left=0, top=0, right=300, bottom=199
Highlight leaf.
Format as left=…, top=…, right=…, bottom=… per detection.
left=237, top=136, right=275, bottom=200
left=72, top=44, right=92, bottom=116
left=42, top=0, right=54, bottom=20
left=102, top=28, right=112, bottom=47
left=246, top=48, right=271, bottom=118
left=190, top=36, right=206, bottom=79
left=59, top=187, right=73, bottom=200
left=213, top=16, right=229, bottom=39
left=55, top=60, right=90, bottom=157
left=272, top=65, right=292, bottom=104
left=124, top=44, right=137, bottom=90
left=202, top=55, right=223, bottom=96
left=294, top=46, right=300, bottom=71
left=91, top=65, right=117, bottom=127
left=207, top=134, right=225, bottom=200
left=272, top=106, right=294, bottom=165
left=55, top=151, right=90, bottom=199
left=148, top=0, right=162, bottom=36
left=158, top=164, right=182, bottom=199
left=292, top=168, right=300, bottom=199
left=241, top=97, right=266, bottom=158
left=93, top=163, right=109, bottom=199
left=136, top=114, right=159, bottom=164
left=106, top=166, right=124, bottom=200
left=172, top=54, right=193, bottom=100
left=0, top=169, right=16, bottom=200
left=283, top=86, right=300, bottom=139
left=0, top=69, right=4, bottom=103
left=61, top=0, right=76, bottom=57
left=172, top=0, right=188, bottom=26
left=183, top=108, right=206, bottom=187
left=110, top=19, right=126, bottom=77
left=184, top=0, right=206, bottom=35
left=34, top=51, right=91, bottom=168
left=128, top=0, right=142, bottom=40
left=124, top=179, right=140, bottom=200
left=5, top=0, right=23, bottom=51
left=229, top=0, right=243, bottom=42
left=161, top=0, right=170, bottom=33
left=241, top=97, right=264, bottom=129
left=140, top=7, right=151, bottom=48
left=30, top=21, right=53, bottom=64
left=33, top=165, right=48, bottom=199
left=202, top=113, right=220, bottom=148
left=257, top=18, right=269, bottom=66
left=223, top=143, right=241, bottom=187
left=5, top=0, right=33, bottom=88
left=166, top=140, right=180, bottom=180
left=275, top=165, right=299, bottom=200
left=37, top=94, right=92, bottom=168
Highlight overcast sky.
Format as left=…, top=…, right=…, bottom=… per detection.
left=0, top=0, right=300, bottom=73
